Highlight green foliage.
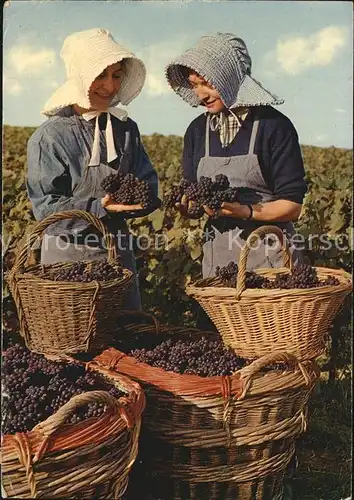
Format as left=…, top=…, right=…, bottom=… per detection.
left=3, top=125, right=352, bottom=325
left=3, top=126, right=37, bottom=270
left=296, top=145, right=353, bottom=272
left=293, top=378, right=352, bottom=500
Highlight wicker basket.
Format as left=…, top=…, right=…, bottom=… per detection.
left=1, top=356, right=145, bottom=499
left=5, top=210, right=134, bottom=355
left=90, top=315, right=319, bottom=500
left=186, top=225, right=352, bottom=361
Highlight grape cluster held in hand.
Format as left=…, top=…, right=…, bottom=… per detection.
left=101, top=172, right=157, bottom=209
left=215, top=262, right=340, bottom=289
left=164, top=174, right=240, bottom=217
left=2, top=344, right=123, bottom=434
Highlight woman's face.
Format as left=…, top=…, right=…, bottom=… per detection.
left=188, top=72, right=225, bottom=114
left=89, top=61, right=124, bottom=111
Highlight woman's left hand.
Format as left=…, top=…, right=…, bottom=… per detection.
left=203, top=202, right=251, bottom=219
left=102, top=194, right=143, bottom=212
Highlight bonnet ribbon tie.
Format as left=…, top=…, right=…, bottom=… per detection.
left=82, top=107, right=128, bottom=166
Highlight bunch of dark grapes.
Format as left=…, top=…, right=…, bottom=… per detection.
left=110, top=173, right=136, bottom=204
left=130, top=337, right=246, bottom=377
left=86, top=259, right=124, bottom=282
left=245, top=272, right=270, bottom=289
left=186, top=205, right=205, bottom=218
left=101, top=172, right=158, bottom=209
left=288, top=264, right=320, bottom=289
left=100, top=172, right=124, bottom=194
left=321, top=275, right=340, bottom=286
left=129, top=337, right=290, bottom=377
left=214, top=262, right=340, bottom=290
left=2, top=344, right=124, bottom=434
left=164, top=186, right=184, bottom=209
left=264, top=264, right=340, bottom=290
left=216, top=261, right=238, bottom=284
left=164, top=179, right=192, bottom=209
left=46, top=258, right=123, bottom=283
left=207, top=190, right=225, bottom=211
left=215, top=261, right=270, bottom=288
left=268, top=273, right=291, bottom=290
left=223, top=187, right=242, bottom=203
left=214, top=173, right=230, bottom=191
left=184, top=182, right=200, bottom=202
left=164, top=174, right=240, bottom=216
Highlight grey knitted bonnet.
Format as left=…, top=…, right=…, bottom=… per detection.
left=165, top=33, right=284, bottom=108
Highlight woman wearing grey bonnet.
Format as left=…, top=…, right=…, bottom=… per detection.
left=26, top=28, right=159, bottom=310
left=166, top=32, right=303, bottom=497
left=166, top=33, right=307, bottom=279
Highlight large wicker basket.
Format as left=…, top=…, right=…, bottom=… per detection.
left=1, top=356, right=145, bottom=499
left=186, top=225, right=352, bottom=361
left=5, top=210, right=134, bottom=355
left=90, top=315, right=319, bottom=500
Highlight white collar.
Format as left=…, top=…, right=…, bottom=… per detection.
left=81, top=107, right=128, bottom=166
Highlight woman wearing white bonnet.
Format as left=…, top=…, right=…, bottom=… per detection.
left=27, top=28, right=159, bottom=310
left=166, top=32, right=307, bottom=277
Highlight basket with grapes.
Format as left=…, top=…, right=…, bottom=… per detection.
left=90, top=313, right=319, bottom=500
left=186, top=225, right=352, bottom=361
left=5, top=210, right=134, bottom=355
left=1, top=343, right=145, bottom=499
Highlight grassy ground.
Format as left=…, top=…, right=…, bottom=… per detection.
left=292, top=377, right=352, bottom=500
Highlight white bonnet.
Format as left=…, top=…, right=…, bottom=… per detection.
left=42, top=28, right=146, bottom=116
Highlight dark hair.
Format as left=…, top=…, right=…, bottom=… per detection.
left=95, top=59, right=126, bottom=80
left=179, top=65, right=199, bottom=79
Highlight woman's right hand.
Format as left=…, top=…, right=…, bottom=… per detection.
left=101, top=194, right=143, bottom=213
left=175, top=195, right=204, bottom=219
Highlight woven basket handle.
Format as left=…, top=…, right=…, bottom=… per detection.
left=9, top=210, right=117, bottom=276
left=235, top=225, right=292, bottom=298
left=238, top=351, right=312, bottom=399
left=117, top=310, right=160, bottom=335
left=32, top=390, right=120, bottom=437
left=31, top=390, right=122, bottom=464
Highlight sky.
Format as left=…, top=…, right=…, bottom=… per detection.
left=3, top=0, right=353, bottom=149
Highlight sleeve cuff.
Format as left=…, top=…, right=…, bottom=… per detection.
left=89, top=197, right=110, bottom=219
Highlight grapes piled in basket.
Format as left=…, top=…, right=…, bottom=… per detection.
left=129, top=336, right=289, bottom=376
left=164, top=174, right=240, bottom=217
left=2, top=344, right=124, bottom=434
left=42, top=258, right=124, bottom=283
left=101, top=172, right=160, bottom=209
left=215, top=262, right=340, bottom=289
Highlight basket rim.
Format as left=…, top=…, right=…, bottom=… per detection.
left=52, top=353, right=145, bottom=402
left=2, top=353, right=144, bottom=445
left=186, top=266, right=352, bottom=299
left=92, top=344, right=318, bottom=399
left=6, top=266, right=134, bottom=289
